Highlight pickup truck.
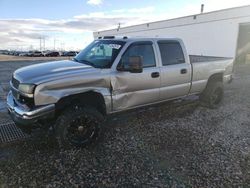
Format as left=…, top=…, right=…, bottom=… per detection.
left=7, top=37, right=234, bottom=147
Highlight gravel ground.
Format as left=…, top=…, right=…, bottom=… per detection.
left=0, top=62, right=250, bottom=187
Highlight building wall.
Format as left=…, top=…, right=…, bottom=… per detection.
left=94, top=5, right=250, bottom=58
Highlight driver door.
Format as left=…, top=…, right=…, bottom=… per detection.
left=111, top=41, right=160, bottom=112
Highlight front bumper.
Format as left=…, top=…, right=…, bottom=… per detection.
left=7, top=91, right=55, bottom=126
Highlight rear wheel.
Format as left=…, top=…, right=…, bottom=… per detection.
left=200, top=81, right=224, bottom=109
left=54, top=105, right=104, bottom=148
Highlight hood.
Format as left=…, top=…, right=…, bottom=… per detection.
left=14, top=60, right=97, bottom=84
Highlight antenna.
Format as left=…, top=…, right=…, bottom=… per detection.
left=117, top=23, right=121, bottom=31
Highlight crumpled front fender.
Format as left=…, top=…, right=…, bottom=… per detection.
left=34, top=72, right=112, bottom=113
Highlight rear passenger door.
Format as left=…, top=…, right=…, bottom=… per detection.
left=157, top=41, right=192, bottom=100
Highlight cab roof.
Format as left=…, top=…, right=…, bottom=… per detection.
left=97, top=36, right=183, bottom=43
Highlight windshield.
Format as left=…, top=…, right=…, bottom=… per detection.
left=74, top=40, right=125, bottom=68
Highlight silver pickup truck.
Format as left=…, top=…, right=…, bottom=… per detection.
left=7, top=37, right=234, bottom=147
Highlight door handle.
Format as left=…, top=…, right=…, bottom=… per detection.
left=151, top=72, right=160, bottom=78
left=180, top=69, right=187, bottom=74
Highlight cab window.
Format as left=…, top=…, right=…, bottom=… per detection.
left=158, top=41, right=185, bottom=66
left=121, top=42, right=156, bottom=68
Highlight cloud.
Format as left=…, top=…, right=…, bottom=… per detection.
left=0, top=6, right=157, bottom=49
left=1, top=1, right=250, bottom=50
left=8, top=30, right=48, bottom=40
left=87, top=0, right=103, bottom=6
left=0, top=10, right=149, bottom=49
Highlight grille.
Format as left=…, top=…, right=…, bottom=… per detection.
left=0, top=122, right=30, bottom=144
left=12, top=76, right=20, bottom=89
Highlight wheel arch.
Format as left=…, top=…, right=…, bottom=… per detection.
left=55, top=91, right=107, bottom=116
left=207, top=72, right=223, bottom=85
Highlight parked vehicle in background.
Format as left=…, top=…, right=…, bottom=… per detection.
left=29, top=51, right=44, bottom=57
left=8, top=51, right=15, bottom=55
left=25, top=51, right=34, bottom=57
left=18, top=52, right=30, bottom=56
left=7, top=37, right=234, bottom=148
left=0, top=50, right=9, bottom=55
left=13, top=51, right=19, bottom=56
left=62, top=51, right=78, bottom=56
left=45, top=51, right=60, bottom=57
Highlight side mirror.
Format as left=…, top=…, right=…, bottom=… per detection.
left=128, top=56, right=143, bottom=73
left=117, top=56, right=143, bottom=73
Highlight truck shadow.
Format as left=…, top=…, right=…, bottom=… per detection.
left=0, top=96, right=200, bottom=151
left=106, top=96, right=200, bottom=129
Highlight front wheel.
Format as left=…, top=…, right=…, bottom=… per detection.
left=200, top=81, right=224, bottom=109
left=54, top=106, right=104, bottom=148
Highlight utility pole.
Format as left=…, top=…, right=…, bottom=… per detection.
left=43, top=37, right=45, bottom=51
left=39, top=37, right=42, bottom=51
left=60, top=42, right=65, bottom=51
left=54, top=38, right=56, bottom=50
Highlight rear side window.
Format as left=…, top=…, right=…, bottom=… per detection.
left=158, top=41, right=185, bottom=66
left=122, top=42, right=156, bottom=68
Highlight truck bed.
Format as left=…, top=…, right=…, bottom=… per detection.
left=189, top=55, right=234, bottom=95
left=189, top=55, right=233, bottom=63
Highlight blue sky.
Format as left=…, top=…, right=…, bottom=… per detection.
left=0, top=0, right=249, bottom=50
left=0, top=0, right=194, bottom=19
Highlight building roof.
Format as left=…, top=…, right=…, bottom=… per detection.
left=94, top=5, right=250, bottom=37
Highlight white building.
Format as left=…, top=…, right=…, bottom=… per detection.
left=94, top=5, right=250, bottom=63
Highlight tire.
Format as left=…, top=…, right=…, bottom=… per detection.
left=54, top=105, right=104, bottom=148
left=200, top=81, right=224, bottom=109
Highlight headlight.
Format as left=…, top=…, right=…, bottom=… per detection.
left=18, top=84, right=35, bottom=94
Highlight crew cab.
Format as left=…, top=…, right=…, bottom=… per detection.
left=7, top=37, right=234, bottom=147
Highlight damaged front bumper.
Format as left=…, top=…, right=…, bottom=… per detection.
left=7, top=91, right=55, bottom=127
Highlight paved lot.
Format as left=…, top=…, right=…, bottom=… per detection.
left=0, top=54, right=70, bottom=62
left=0, top=60, right=249, bottom=187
